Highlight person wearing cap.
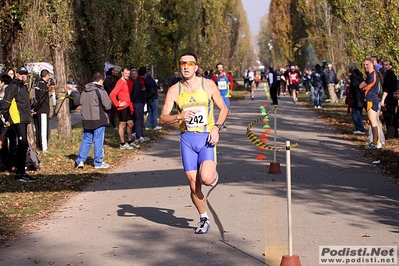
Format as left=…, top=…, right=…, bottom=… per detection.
left=326, top=63, right=339, bottom=103
left=1, top=66, right=36, bottom=182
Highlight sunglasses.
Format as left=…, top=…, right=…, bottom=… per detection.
left=179, top=61, right=196, bottom=68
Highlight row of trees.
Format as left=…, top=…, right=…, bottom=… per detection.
left=0, top=0, right=253, bottom=137
left=259, top=0, right=399, bottom=74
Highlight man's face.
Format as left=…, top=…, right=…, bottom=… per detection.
left=179, top=55, right=198, bottom=79
left=364, top=60, right=374, bottom=73
left=384, top=61, right=392, bottom=71
left=121, top=69, right=130, bottom=80
left=43, top=73, right=51, bottom=82
left=112, top=68, right=119, bottom=76
left=217, top=64, right=224, bottom=74
left=16, top=73, right=27, bottom=82
left=130, top=70, right=138, bottom=80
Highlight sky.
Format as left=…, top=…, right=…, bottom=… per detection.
left=241, top=0, right=271, bottom=37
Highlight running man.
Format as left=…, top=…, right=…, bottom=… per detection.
left=160, top=52, right=228, bottom=234
left=213, top=62, right=233, bottom=128
left=288, top=66, right=300, bottom=103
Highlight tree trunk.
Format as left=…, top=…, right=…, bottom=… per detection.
left=50, top=43, right=73, bottom=138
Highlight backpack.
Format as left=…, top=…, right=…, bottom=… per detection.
left=25, top=146, right=40, bottom=171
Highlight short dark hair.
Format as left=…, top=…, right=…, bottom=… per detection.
left=138, top=67, right=147, bottom=76
left=92, top=72, right=103, bottom=82
left=384, top=60, right=392, bottom=66
left=216, top=62, right=223, bottom=68
left=180, top=52, right=198, bottom=63
left=0, top=74, right=12, bottom=85
left=105, top=68, right=113, bottom=76
left=40, top=69, right=50, bottom=78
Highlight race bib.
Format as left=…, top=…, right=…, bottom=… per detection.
left=185, top=106, right=208, bottom=129
left=218, top=80, right=227, bottom=91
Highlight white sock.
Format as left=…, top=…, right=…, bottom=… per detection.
left=200, top=212, right=209, bottom=219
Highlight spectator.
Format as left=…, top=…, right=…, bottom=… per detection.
left=326, top=64, right=339, bottom=103
left=360, top=58, right=383, bottom=149
left=75, top=72, right=112, bottom=169
left=171, top=72, right=181, bottom=86
left=371, top=56, right=382, bottom=71
left=33, top=69, right=51, bottom=152
left=1, top=66, right=36, bottom=182
left=268, top=66, right=278, bottom=105
left=127, top=68, right=138, bottom=92
left=348, top=62, right=366, bottom=134
left=110, top=67, right=139, bottom=149
left=5, top=68, right=15, bottom=80
left=144, top=69, right=162, bottom=130
left=311, top=64, right=327, bottom=108
left=393, top=89, right=399, bottom=127
left=380, top=60, right=398, bottom=139
left=0, top=74, right=12, bottom=101
left=0, top=74, right=12, bottom=147
left=131, top=67, right=149, bottom=143
left=128, top=69, right=138, bottom=137
left=196, top=67, right=204, bottom=77
left=103, top=67, right=119, bottom=129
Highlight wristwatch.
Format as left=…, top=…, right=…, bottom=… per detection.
left=214, top=124, right=222, bottom=131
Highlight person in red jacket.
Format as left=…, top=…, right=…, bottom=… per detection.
left=109, top=67, right=139, bottom=149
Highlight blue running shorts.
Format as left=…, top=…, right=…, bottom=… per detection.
left=180, top=132, right=216, bottom=172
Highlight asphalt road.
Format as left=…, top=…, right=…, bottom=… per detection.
left=1, top=87, right=398, bottom=265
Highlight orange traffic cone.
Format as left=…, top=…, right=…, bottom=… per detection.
left=255, top=154, right=266, bottom=160
left=280, top=255, right=301, bottom=266
left=261, top=137, right=269, bottom=143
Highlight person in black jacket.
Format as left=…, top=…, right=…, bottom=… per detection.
left=103, top=67, right=119, bottom=129
left=380, top=60, right=398, bottom=139
left=268, top=65, right=278, bottom=105
left=1, top=66, right=36, bottom=182
left=131, top=67, right=149, bottom=143
left=348, top=62, right=366, bottom=134
left=33, top=69, right=51, bottom=152
left=311, top=64, right=328, bottom=108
